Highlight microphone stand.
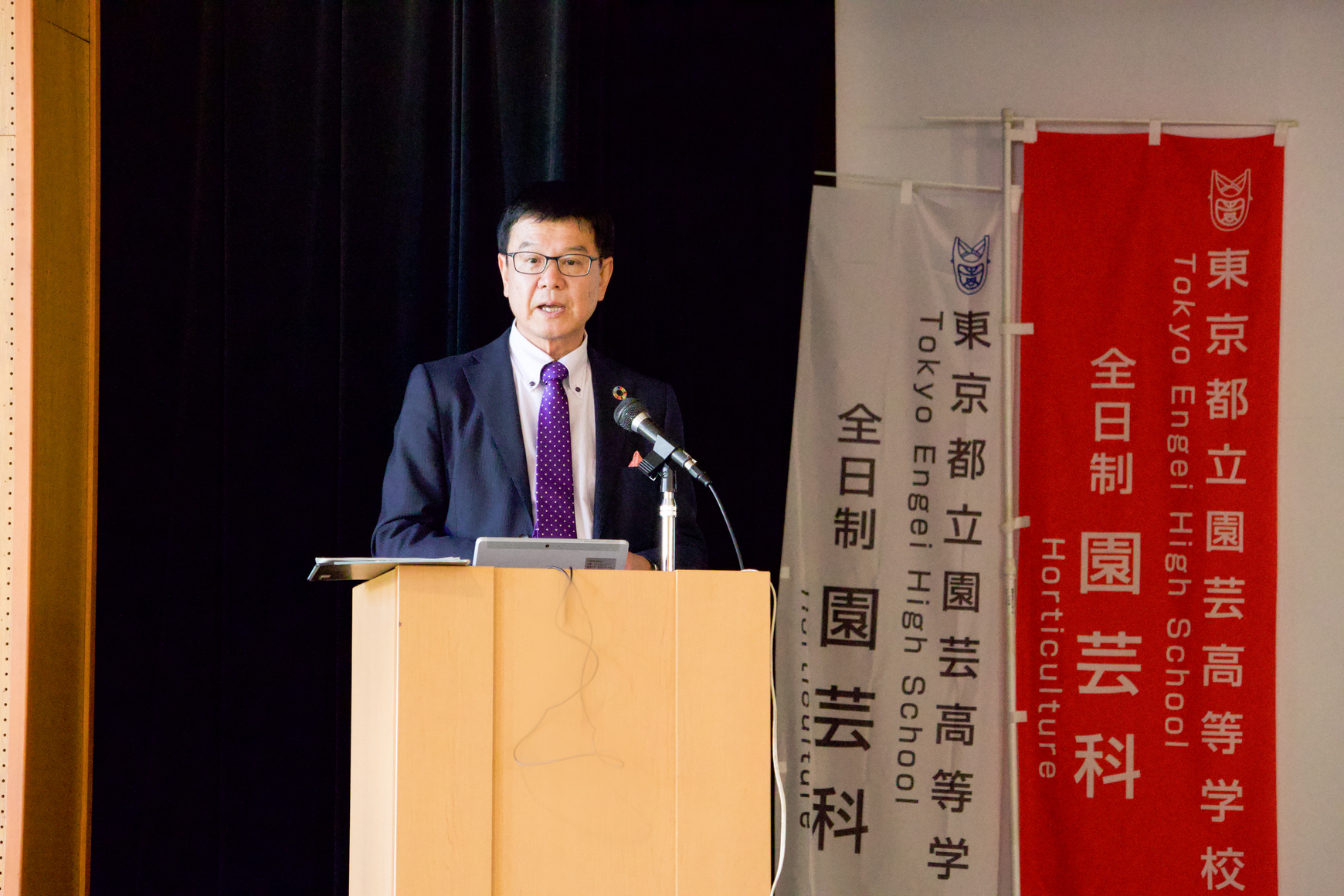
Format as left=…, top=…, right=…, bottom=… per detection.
left=632, top=426, right=679, bottom=571
left=658, top=465, right=677, bottom=571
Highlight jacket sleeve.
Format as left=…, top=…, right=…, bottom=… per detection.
left=370, top=364, right=476, bottom=560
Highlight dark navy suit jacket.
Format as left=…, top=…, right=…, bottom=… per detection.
left=372, top=329, right=708, bottom=568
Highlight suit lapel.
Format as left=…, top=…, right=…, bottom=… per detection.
left=463, top=330, right=533, bottom=523
left=589, top=349, right=628, bottom=539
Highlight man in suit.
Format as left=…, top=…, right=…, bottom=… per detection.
left=372, top=182, right=708, bottom=569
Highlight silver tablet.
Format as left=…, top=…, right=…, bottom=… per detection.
left=471, top=537, right=629, bottom=570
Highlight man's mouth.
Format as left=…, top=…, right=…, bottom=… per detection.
left=536, top=303, right=565, bottom=313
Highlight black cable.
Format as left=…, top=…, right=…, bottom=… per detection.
left=706, top=482, right=745, bottom=571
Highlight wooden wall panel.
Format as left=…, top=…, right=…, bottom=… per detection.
left=8, top=0, right=99, bottom=892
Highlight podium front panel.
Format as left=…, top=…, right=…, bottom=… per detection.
left=492, top=569, right=678, bottom=894
left=350, top=566, right=769, bottom=896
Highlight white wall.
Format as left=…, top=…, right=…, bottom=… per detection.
left=836, top=1, right=1344, bottom=892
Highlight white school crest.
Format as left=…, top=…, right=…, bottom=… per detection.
left=1210, top=169, right=1251, bottom=232
left=951, top=235, right=990, bottom=295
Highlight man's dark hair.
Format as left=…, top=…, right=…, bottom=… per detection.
left=496, top=181, right=615, bottom=258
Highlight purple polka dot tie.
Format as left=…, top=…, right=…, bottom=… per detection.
left=533, top=361, right=577, bottom=538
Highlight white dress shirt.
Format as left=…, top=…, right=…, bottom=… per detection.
left=508, top=323, right=596, bottom=538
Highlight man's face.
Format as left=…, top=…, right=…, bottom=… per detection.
left=498, top=215, right=613, bottom=360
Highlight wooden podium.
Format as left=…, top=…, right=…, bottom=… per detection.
left=348, top=565, right=771, bottom=896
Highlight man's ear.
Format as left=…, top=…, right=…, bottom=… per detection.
left=497, top=253, right=510, bottom=292
left=597, top=255, right=614, bottom=298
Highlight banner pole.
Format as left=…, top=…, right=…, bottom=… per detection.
left=1000, top=106, right=1024, bottom=896
left=926, top=114, right=1297, bottom=132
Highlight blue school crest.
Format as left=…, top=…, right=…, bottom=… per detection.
left=952, top=236, right=990, bottom=295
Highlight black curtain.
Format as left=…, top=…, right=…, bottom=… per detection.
left=94, top=2, right=834, bottom=892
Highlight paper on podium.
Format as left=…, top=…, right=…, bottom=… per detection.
left=307, top=556, right=468, bottom=582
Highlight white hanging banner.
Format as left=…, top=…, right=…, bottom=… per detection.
left=779, top=185, right=1006, bottom=894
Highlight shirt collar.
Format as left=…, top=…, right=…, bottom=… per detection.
left=508, top=323, right=590, bottom=390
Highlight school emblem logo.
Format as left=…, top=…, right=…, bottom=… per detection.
left=951, top=236, right=990, bottom=295
left=1210, top=169, right=1251, bottom=232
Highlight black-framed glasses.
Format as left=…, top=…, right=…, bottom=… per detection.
left=504, top=252, right=603, bottom=276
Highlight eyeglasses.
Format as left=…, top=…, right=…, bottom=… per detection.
left=504, top=252, right=603, bottom=276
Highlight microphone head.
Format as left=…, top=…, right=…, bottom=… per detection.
left=613, top=396, right=648, bottom=432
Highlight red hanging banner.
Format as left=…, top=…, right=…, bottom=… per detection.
left=1017, top=132, right=1281, bottom=895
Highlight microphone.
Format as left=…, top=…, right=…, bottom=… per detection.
left=613, top=396, right=712, bottom=486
